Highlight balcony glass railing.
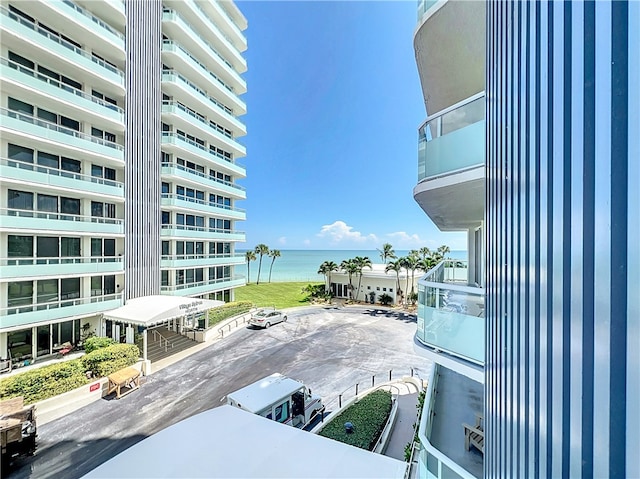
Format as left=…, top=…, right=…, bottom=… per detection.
left=61, top=0, right=125, bottom=40
left=161, top=253, right=242, bottom=261
left=161, top=224, right=244, bottom=236
left=163, top=69, right=234, bottom=115
left=416, top=0, right=440, bottom=21
left=1, top=57, right=123, bottom=114
left=1, top=108, right=123, bottom=151
left=162, top=101, right=237, bottom=141
left=1, top=208, right=122, bottom=225
left=1, top=255, right=123, bottom=266
left=416, top=260, right=485, bottom=365
left=160, top=275, right=244, bottom=292
left=1, top=157, right=123, bottom=188
left=161, top=162, right=245, bottom=192
left=161, top=193, right=245, bottom=213
left=161, top=132, right=245, bottom=169
left=188, top=0, right=243, bottom=58
left=1, top=5, right=123, bottom=78
left=418, top=93, right=485, bottom=181
left=1, top=293, right=122, bottom=316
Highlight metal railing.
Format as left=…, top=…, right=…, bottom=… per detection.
left=160, top=223, right=244, bottom=235
left=161, top=132, right=244, bottom=168
left=1, top=108, right=123, bottom=151
left=1, top=5, right=124, bottom=78
left=1, top=255, right=124, bottom=266
left=188, top=0, right=243, bottom=57
left=162, top=101, right=238, bottom=141
left=161, top=161, right=245, bottom=191
left=160, top=275, right=244, bottom=292
left=1, top=292, right=122, bottom=316
left=162, top=69, right=234, bottom=115
left=161, top=193, right=245, bottom=213
left=161, top=253, right=242, bottom=261
left=61, top=0, right=125, bottom=40
left=1, top=207, right=123, bottom=225
left=152, top=329, right=173, bottom=352
left=1, top=57, right=123, bottom=114
left=1, top=157, right=123, bottom=188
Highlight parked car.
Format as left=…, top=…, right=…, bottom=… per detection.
left=249, top=309, right=287, bottom=329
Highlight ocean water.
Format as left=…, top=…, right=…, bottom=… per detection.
left=238, top=249, right=467, bottom=283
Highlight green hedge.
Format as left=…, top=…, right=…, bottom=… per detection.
left=319, top=390, right=393, bottom=451
left=82, top=343, right=140, bottom=377
left=84, top=336, right=115, bottom=353
left=207, top=301, right=253, bottom=327
left=0, top=361, right=88, bottom=404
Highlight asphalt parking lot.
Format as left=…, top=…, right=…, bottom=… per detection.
left=8, top=306, right=430, bottom=479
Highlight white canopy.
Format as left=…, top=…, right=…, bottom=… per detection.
left=102, top=295, right=224, bottom=327
left=84, top=405, right=407, bottom=478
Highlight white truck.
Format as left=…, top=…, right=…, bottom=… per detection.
left=226, top=373, right=324, bottom=428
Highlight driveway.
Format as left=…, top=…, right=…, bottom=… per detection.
left=8, top=306, right=428, bottom=479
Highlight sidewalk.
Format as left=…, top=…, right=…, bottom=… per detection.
left=384, top=381, right=421, bottom=461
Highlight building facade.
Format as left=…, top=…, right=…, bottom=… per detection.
left=486, top=1, right=638, bottom=477
left=0, top=0, right=247, bottom=365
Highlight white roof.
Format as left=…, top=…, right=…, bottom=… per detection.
left=102, top=295, right=224, bottom=327
left=84, top=405, right=407, bottom=479
left=227, top=373, right=305, bottom=412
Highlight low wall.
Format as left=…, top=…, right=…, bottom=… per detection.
left=36, top=360, right=145, bottom=426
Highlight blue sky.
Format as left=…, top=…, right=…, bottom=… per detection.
left=238, top=1, right=466, bottom=251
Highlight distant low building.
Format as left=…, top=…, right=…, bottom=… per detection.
left=330, top=264, right=416, bottom=305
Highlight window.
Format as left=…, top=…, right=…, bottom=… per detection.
left=61, top=237, right=80, bottom=257
left=104, top=203, right=116, bottom=218
left=186, top=242, right=194, bottom=255
left=161, top=270, right=169, bottom=286
left=91, top=276, right=102, bottom=296
left=8, top=190, right=33, bottom=210
left=37, top=107, right=57, bottom=123
left=37, top=237, right=58, bottom=258
left=162, top=182, right=170, bottom=194
left=38, top=151, right=58, bottom=168
left=60, top=278, right=80, bottom=301
left=8, top=51, right=34, bottom=70
left=91, top=238, right=102, bottom=257
left=92, top=164, right=103, bottom=178
left=176, top=241, right=185, bottom=255
left=104, top=239, right=115, bottom=257
left=104, top=167, right=116, bottom=180
left=37, top=279, right=58, bottom=305
left=60, top=116, right=79, bottom=131
left=162, top=211, right=170, bottom=224
left=104, top=275, right=115, bottom=294
left=38, top=65, right=59, bottom=81
left=37, top=194, right=58, bottom=213
left=8, top=144, right=33, bottom=164
left=91, top=201, right=103, bottom=217
left=61, top=157, right=81, bottom=173
left=162, top=241, right=170, bottom=256
left=8, top=97, right=33, bottom=115
left=195, top=268, right=203, bottom=282
left=195, top=242, right=204, bottom=255
left=60, top=197, right=80, bottom=215
left=8, top=236, right=33, bottom=257
left=8, top=281, right=33, bottom=309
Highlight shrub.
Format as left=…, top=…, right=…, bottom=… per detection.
left=207, top=301, right=253, bottom=328
left=0, top=360, right=88, bottom=404
left=319, top=390, right=393, bottom=450
left=82, top=343, right=140, bottom=377
left=379, top=293, right=393, bottom=306
left=84, top=336, right=115, bottom=353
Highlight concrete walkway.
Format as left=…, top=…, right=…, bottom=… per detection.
left=384, top=381, right=421, bottom=461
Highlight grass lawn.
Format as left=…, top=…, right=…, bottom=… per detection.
left=234, top=282, right=322, bottom=309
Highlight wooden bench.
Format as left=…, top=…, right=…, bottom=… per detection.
left=463, top=412, right=484, bottom=454
left=107, top=367, right=141, bottom=399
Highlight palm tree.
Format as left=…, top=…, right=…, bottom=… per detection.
left=353, top=256, right=372, bottom=301
left=267, top=249, right=281, bottom=283
left=385, top=261, right=402, bottom=301
left=254, top=244, right=269, bottom=284
left=317, top=261, right=338, bottom=294
left=406, top=253, right=420, bottom=298
left=377, top=243, right=396, bottom=264
left=340, top=259, right=359, bottom=300
left=397, top=256, right=412, bottom=305
left=418, top=246, right=431, bottom=261
left=244, top=250, right=256, bottom=283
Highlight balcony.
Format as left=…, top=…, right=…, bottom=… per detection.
left=0, top=5, right=124, bottom=90
left=0, top=293, right=123, bottom=330
left=0, top=208, right=124, bottom=236
left=161, top=40, right=245, bottom=114
left=161, top=132, right=245, bottom=177
left=161, top=253, right=244, bottom=269
left=197, top=0, right=247, bottom=53
left=417, top=0, right=440, bottom=21
left=0, top=256, right=124, bottom=281
left=161, top=101, right=245, bottom=157
left=0, top=108, right=124, bottom=162
left=160, top=224, right=245, bottom=242
left=162, top=8, right=245, bottom=92
left=1, top=57, right=124, bottom=128
left=160, top=193, right=246, bottom=220
left=160, top=276, right=245, bottom=296
left=1, top=157, right=124, bottom=200
left=416, top=260, right=485, bottom=369
left=161, top=70, right=245, bottom=135
left=161, top=162, right=245, bottom=199
left=413, top=94, right=484, bottom=231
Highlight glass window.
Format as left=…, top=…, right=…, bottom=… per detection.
left=8, top=329, right=32, bottom=360
left=91, top=201, right=103, bottom=217
left=37, top=194, right=58, bottom=213
left=176, top=186, right=185, bottom=196
left=186, top=215, right=195, bottom=226
left=161, top=270, right=169, bottom=286
left=186, top=242, right=194, bottom=255
left=60, top=197, right=80, bottom=215
left=177, top=214, right=185, bottom=225
left=162, top=241, right=170, bottom=256
left=177, top=241, right=184, bottom=255
left=59, top=320, right=73, bottom=343
left=104, top=203, right=116, bottom=218
left=8, top=235, right=33, bottom=257
left=8, top=281, right=33, bottom=308
left=176, top=270, right=184, bottom=285
left=209, top=267, right=215, bottom=280
left=8, top=51, right=34, bottom=70
left=91, top=164, right=103, bottom=178
left=37, top=279, right=58, bottom=304
left=104, top=276, right=115, bottom=295
left=61, top=75, right=81, bottom=90
left=37, top=108, right=57, bottom=123
left=162, top=182, right=170, bottom=194
left=162, top=211, right=170, bottom=224
left=60, top=278, right=80, bottom=300
left=61, top=157, right=81, bottom=173
left=8, top=144, right=34, bottom=163
left=38, top=65, right=59, bottom=81
left=209, top=243, right=216, bottom=255
left=186, top=269, right=194, bottom=284
left=196, top=242, right=204, bottom=255
left=91, top=238, right=102, bottom=256
left=37, top=325, right=50, bottom=357
left=104, top=131, right=116, bottom=143
left=37, top=237, right=58, bottom=258
left=91, top=127, right=103, bottom=138
left=60, top=116, right=79, bottom=131
left=196, top=190, right=204, bottom=201
left=61, top=237, right=80, bottom=256
left=104, top=239, right=115, bottom=257
left=91, top=276, right=102, bottom=296
left=8, top=97, right=33, bottom=115
left=104, top=168, right=116, bottom=180
left=8, top=190, right=33, bottom=210
left=195, top=216, right=204, bottom=227
left=195, top=268, right=203, bottom=282
left=37, top=151, right=59, bottom=168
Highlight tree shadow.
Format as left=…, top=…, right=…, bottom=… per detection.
left=361, top=309, right=417, bottom=323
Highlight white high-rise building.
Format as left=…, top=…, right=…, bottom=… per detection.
left=0, top=0, right=247, bottom=365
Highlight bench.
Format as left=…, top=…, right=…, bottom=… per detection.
left=463, top=412, right=484, bottom=454
left=107, top=367, right=141, bottom=399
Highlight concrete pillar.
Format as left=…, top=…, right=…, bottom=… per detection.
left=143, top=329, right=148, bottom=362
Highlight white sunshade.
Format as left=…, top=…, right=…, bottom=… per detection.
left=102, top=295, right=224, bottom=327
left=84, top=405, right=407, bottom=478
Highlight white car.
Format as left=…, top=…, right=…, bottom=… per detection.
left=249, top=309, right=287, bottom=329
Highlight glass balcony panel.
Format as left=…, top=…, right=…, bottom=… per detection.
left=161, top=162, right=245, bottom=198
